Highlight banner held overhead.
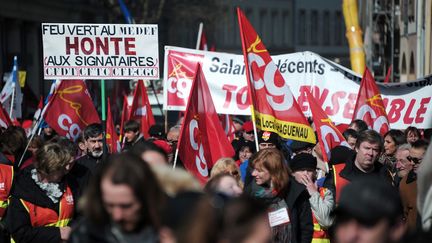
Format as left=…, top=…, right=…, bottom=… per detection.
left=42, top=23, right=159, bottom=80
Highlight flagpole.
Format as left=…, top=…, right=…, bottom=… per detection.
left=172, top=148, right=179, bottom=169
left=164, top=109, right=168, bottom=134
left=8, top=82, right=15, bottom=118
left=237, top=8, right=260, bottom=151
left=101, top=79, right=108, bottom=158
left=196, top=22, right=203, bottom=50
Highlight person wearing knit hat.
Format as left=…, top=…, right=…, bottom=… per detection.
left=257, top=131, right=278, bottom=150
left=290, top=153, right=335, bottom=240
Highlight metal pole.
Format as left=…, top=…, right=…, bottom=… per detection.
left=101, top=79, right=108, bottom=158
left=8, top=82, right=15, bottom=118
left=196, top=22, right=203, bottom=50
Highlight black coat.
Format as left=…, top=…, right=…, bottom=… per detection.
left=245, top=179, right=313, bottom=243
left=324, top=159, right=391, bottom=201
left=5, top=166, right=79, bottom=243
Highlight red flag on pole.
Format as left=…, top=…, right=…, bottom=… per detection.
left=0, top=103, right=12, bottom=129
left=128, top=80, right=155, bottom=138
left=306, top=91, right=350, bottom=162
left=383, top=65, right=392, bottom=84
left=219, top=114, right=236, bottom=142
left=106, top=97, right=121, bottom=153
left=43, top=80, right=100, bottom=141
left=237, top=8, right=315, bottom=143
left=352, top=68, right=389, bottom=135
left=119, top=94, right=131, bottom=142
left=177, top=63, right=235, bottom=184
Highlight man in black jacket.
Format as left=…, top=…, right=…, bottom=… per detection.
left=324, top=130, right=391, bottom=203
left=75, top=123, right=104, bottom=174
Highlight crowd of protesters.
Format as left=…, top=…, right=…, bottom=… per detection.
left=0, top=116, right=431, bottom=243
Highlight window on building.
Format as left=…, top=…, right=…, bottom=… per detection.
left=311, top=10, right=318, bottom=45
left=335, top=11, right=343, bottom=45
left=401, top=54, right=406, bottom=74
left=299, top=10, right=306, bottom=45
left=282, top=11, right=290, bottom=45
left=409, top=52, right=415, bottom=74
left=323, top=11, right=330, bottom=45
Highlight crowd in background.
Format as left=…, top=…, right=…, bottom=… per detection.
left=0, top=116, right=431, bottom=243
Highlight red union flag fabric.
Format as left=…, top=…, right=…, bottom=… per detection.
left=119, top=94, right=131, bottom=142
left=220, top=114, right=236, bottom=142
left=128, top=80, right=155, bottom=138
left=352, top=68, right=389, bottom=135
left=177, top=63, right=235, bottom=184
left=165, top=50, right=204, bottom=110
left=43, top=80, right=100, bottom=141
left=0, top=102, right=12, bottom=129
left=307, top=91, right=350, bottom=162
left=237, top=8, right=315, bottom=143
left=106, top=97, right=120, bottom=153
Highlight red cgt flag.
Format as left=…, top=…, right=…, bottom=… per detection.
left=307, top=90, right=350, bottom=162
left=106, top=97, right=121, bottom=153
left=177, top=63, right=235, bottom=184
left=352, top=68, right=389, bottom=135
left=43, top=80, right=100, bottom=141
left=237, top=8, right=315, bottom=144
left=119, top=94, right=131, bottom=142
left=0, top=102, right=12, bottom=129
left=219, top=114, right=236, bottom=142
left=128, top=80, right=155, bottom=138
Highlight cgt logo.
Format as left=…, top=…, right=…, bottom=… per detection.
left=189, top=118, right=208, bottom=177
left=356, top=95, right=389, bottom=133
left=247, top=37, right=294, bottom=111
left=167, top=63, right=193, bottom=100
left=58, top=114, right=81, bottom=141
left=319, top=122, right=350, bottom=158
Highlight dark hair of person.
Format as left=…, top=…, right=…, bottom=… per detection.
left=83, top=123, right=103, bottom=140
left=250, top=148, right=289, bottom=194
left=342, top=128, right=358, bottom=141
left=50, top=136, right=78, bottom=158
left=411, top=139, right=429, bottom=151
left=131, top=140, right=168, bottom=163
left=0, top=126, right=27, bottom=155
left=204, top=173, right=236, bottom=195
left=405, top=126, right=421, bottom=139
left=234, top=140, right=256, bottom=161
left=383, top=129, right=406, bottom=147
left=76, top=132, right=85, bottom=145
left=124, top=120, right=140, bottom=133
left=355, top=130, right=383, bottom=152
left=83, top=152, right=166, bottom=229
left=178, top=196, right=269, bottom=243
left=350, top=119, right=368, bottom=133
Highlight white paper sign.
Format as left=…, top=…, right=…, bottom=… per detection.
left=42, top=23, right=159, bottom=80
left=268, top=207, right=290, bottom=227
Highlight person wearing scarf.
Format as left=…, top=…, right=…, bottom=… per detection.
left=245, top=148, right=313, bottom=243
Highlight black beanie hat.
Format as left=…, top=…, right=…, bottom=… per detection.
left=289, top=153, right=317, bottom=172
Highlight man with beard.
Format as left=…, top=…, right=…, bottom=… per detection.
left=75, top=123, right=104, bottom=174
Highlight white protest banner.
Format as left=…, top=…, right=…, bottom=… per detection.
left=163, top=46, right=432, bottom=129
left=42, top=23, right=159, bottom=80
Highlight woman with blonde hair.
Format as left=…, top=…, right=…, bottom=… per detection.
left=210, top=157, right=242, bottom=187
left=246, top=148, right=313, bottom=243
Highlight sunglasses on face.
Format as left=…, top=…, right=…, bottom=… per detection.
left=407, top=156, right=422, bottom=164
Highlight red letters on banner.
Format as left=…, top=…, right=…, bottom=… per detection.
left=66, top=37, right=136, bottom=55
